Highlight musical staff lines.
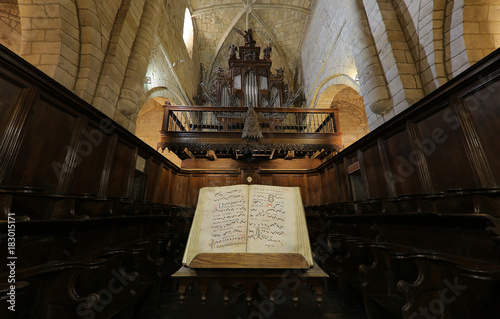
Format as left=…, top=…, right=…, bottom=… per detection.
left=247, top=187, right=290, bottom=249
left=209, top=187, right=247, bottom=250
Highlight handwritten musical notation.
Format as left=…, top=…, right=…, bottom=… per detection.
left=247, top=187, right=291, bottom=249
left=210, top=187, right=247, bottom=250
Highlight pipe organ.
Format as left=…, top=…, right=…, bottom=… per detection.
left=211, top=37, right=289, bottom=108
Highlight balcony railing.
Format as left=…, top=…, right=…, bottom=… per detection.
left=162, top=106, right=340, bottom=134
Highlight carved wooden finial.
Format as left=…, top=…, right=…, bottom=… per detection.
left=242, top=105, right=263, bottom=139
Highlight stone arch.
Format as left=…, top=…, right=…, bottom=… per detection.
left=463, top=0, right=500, bottom=65
left=91, top=0, right=143, bottom=123
left=348, top=0, right=393, bottom=129
left=73, top=0, right=107, bottom=103
left=316, top=84, right=369, bottom=148
left=309, top=73, right=359, bottom=109
left=135, top=96, right=181, bottom=166
left=0, top=0, right=21, bottom=54
left=362, top=0, right=424, bottom=117
left=446, top=0, right=469, bottom=76
left=115, top=0, right=162, bottom=133
left=145, top=86, right=184, bottom=107
left=391, top=0, right=442, bottom=94
left=333, top=86, right=369, bottom=148
left=429, top=0, right=451, bottom=85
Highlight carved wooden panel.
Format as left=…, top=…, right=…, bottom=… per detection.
left=0, top=76, right=24, bottom=138
left=164, top=169, right=175, bottom=204
left=144, top=160, right=162, bottom=202
left=362, top=144, right=389, bottom=199
left=107, top=140, right=136, bottom=198
left=384, top=130, right=422, bottom=195
left=463, top=82, right=500, bottom=185
left=260, top=175, right=273, bottom=185
left=225, top=175, right=240, bottom=186
left=70, top=121, right=111, bottom=195
left=189, top=175, right=206, bottom=207
left=336, top=162, right=349, bottom=202
left=205, top=174, right=227, bottom=187
left=290, top=174, right=308, bottom=205
left=172, top=174, right=189, bottom=205
left=273, top=175, right=289, bottom=187
left=326, top=166, right=338, bottom=203
left=320, top=168, right=332, bottom=203
left=6, top=96, right=77, bottom=191
left=416, top=106, right=477, bottom=191
left=307, top=174, right=322, bottom=205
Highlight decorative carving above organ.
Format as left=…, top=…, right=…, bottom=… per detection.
left=210, top=31, right=289, bottom=108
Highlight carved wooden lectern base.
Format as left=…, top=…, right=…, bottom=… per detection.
left=172, top=263, right=328, bottom=309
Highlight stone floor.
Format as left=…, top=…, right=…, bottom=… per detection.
left=137, top=278, right=367, bottom=319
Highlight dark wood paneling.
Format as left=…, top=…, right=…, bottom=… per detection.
left=144, top=160, right=162, bottom=202
left=6, top=97, right=77, bottom=191
left=463, top=82, right=500, bottom=185
left=158, top=167, right=169, bottom=203
left=225, top=175, right=240, bottom=185
left=164, top=169, right=174, bottom=204
left=273, top=175, right=289, bottom=187
left=107, top=140, right=135, bottom=198
left=327, top=166, right=338, bottom=203
left=336, top=162, right=349, bottom=202
left=362, top=145, right=389, bottom=199
left=172, top=174, right=189, bottom=205
left=189, top=175, right=206, bottom=207
left=0, top=76, right=25, bottom=138
left=384, top=130, right=423, bottom=195
left=320, top=168, right=332, bottom=203
left=70, top=122, right=111, bottom=195
left=205, top=174, right=227, bottom=187
left=416, top=106, right=477, bottom=192
left=260, top=175, right=273, bottom=185
left=181, top=158, right=321, bottom=170
left=307, top=173, right=322, bottom=205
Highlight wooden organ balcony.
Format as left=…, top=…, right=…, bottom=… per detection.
left=158, top=105, right=342, bottom=160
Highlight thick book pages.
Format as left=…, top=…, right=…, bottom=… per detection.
left=182, top=184, right=314, bottom=268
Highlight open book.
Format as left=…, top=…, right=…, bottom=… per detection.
left=182, top=184, right=313, bottom=268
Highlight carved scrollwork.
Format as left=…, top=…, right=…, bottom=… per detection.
left=258, top=69, right=268, bottom=76
left=243, top=50, right=257, bottom=61
left=160, top=142, right=342, bottom=155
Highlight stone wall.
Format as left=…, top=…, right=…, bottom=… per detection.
left=0, top=0, right=21, bottom=54
left=0, top=0, right=498, bottom=142
left=333, top=88, right=370, bottom=148
left=463, top=0, right=500, bottom=65
left=301, top=0, right=497, bottom=131
left=9, top=0, right=201, bottom=134
left=135, top=97, right=182, bottom=167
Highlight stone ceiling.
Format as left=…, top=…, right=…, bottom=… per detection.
left=189, top=0, right=313, bottom=89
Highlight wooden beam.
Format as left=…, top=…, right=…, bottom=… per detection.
left=310, top=149, right=325, bottom=159
left=206, top=150, right=217, bottom=161
left=184, top=148, right=195, bottom=160
left=269, top=148, right=276, bottom=160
